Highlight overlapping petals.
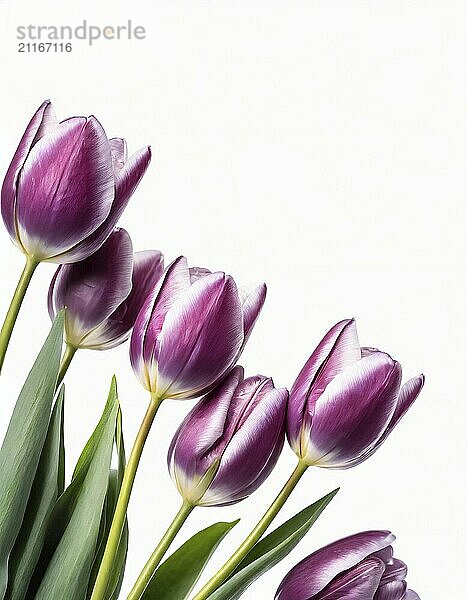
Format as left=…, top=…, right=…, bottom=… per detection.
left=48, top=228, right=164, bottom=350
left=168, top=365, right=287, bottom=506
left=130, top=256, right=267, bottom=399
left=287, top=319, right=424, bottom=468
left=275, top=531, right=419, bottom=600
left=1, top=100, right=151, bottom=263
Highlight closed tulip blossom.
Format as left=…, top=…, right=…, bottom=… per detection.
left=287, top=318, right=424, bottom=468
left=2, top=100, right=151, bottom=263
left=275, top=531, right=420, bottom=600
left=48, top=228, right=163, bottom=382
left=130, top=256, right=267, bottom=401
left=168, top=365, right=288, bottom=507
left=0, top=100, right=151, bottom=371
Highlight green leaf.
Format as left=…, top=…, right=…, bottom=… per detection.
left=0, top=312, right=64, bottom=599
left=87, top=407, right=128, bottom=600
left=206, top=489, right=338, bottom=600
left=141, top=520, right=239, bottom=600
left=33, top=379, right=119, bottom=600
left=5, top=388, right=65, bottom=600
left=29, top=378, right=120, bottom=589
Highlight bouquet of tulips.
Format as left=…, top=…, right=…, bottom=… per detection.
left=0, top=101, right=425, bottom=600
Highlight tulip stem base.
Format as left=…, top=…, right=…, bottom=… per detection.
left=193, top=460, right=309, bottom=600
left=0, top=256, right=38, bottom=374
left=127, top=499, right=194, bottom=600
left=57, top=343, right=77, bottom=387
left=90, top=393, right=164, bottom=600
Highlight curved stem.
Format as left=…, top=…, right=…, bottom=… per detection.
left=56, top=343, right=77, bottom=387
left=90, top=393, right=164, bottom=600
left=193, top=460, right=308, bottom=600
left=0, top=256, right=38, bottom=373
left=127, top=500, right=194, bottom=600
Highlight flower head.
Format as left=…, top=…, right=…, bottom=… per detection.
left=2, top=100, right=151, bottom=263
left=275, top=530, right=419, bottom=600
left=130, top=256, right=266, bottom=399
left=168, top=366, right=287, bottom=506
left=48, top=228, right=163, bottom=350
left=287, top=319, right=424, bottom=468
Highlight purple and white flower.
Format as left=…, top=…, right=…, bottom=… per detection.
left=1, top=100, right=151, bottom=263
left=130, top=256, right=266, bottom=399
left=275, top=530, right=420, bottom=600
left=168, top=365, right=287, bottom=506
left=287, top=319, right=424, bottom=468
left=48, top=228, right=163, bottom=350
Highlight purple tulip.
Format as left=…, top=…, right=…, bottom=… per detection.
left=287, top=319, right=424, bottom=468
left=130, top=256, right=266, bottom=399
left=48, top=228, right=164, bottom=350
left=1, top=100, right=151, bottom=263
left=275, top=530, right=420, bottom=600
left=167, top=366, right=287, bottom=506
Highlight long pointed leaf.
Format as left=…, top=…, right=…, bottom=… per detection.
left=206, top=489, right=338, bottom=600
left=28, top=378, right=120, bottom=593
left=5, top=388, right=65, bottom=600
left=142, top=521, right=239, bottom=600
left=88, top=407, right=128, bottom=600
left=0, top=312, right=64, bottom=598
left=34, top=380, right=119, bottom=600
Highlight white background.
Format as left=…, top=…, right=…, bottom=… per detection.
left=0, top=1, right=465, bottom=598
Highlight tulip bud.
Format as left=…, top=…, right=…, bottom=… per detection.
left=287, top=319, right=424, bottom=468
left=168, top=366, right=287, bottom=506
left=48, top=228, right=164, bottom=350
left=130, top=256, right=267, bottom=399
left=1, top=100, right=151, bottom=264
left=275, top=530, right=420, bottom=600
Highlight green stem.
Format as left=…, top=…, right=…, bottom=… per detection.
left=193, top=460, right=308, bottom=600
left=56, top=343, right=77, bottom=387
left=90, top=393, right=164, bottom=600
left=127, top=500, right=194, bottom=600
left=0, top=256, right=38, bottom=373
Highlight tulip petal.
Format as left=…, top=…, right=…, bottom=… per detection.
left=52, top=145, right=151, bottom=263
left=81, top=248, right=164, bottom=349
left=48, top=229, right=133, bottom=347
left=200, top=382, right=287, bottom=506
left=380, top=558, right=408, bottom=584
left=109, top=137, right=127, bottom=173
left=275, top=531, right=394, bottom=600
left=2, top=100, right=57, bottom=244
left=114, top=145, right=152, bottom=208
left=374, top=580, right=407, bottom=600
left=303, top=352, right=401, bottom=466
left=156, top=273, right=244, bottom=399
left=168, top=367, right=244, bottom=502
left=338, top=374, right=424, bottom=469
left=379, top=374, right=425, bottom=442
left=316, top=557, right=385, bottom=600
left=241, top=283, right=267, bottom=341
left=189, top=267, right=212, bottom=283
left=16, top=116, right=114, bottom=260
left=130, top=256, right=190, bottom=391
left=371, top=546, right=394, bottom=565
left=287, top=319, right=360, bottom=455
